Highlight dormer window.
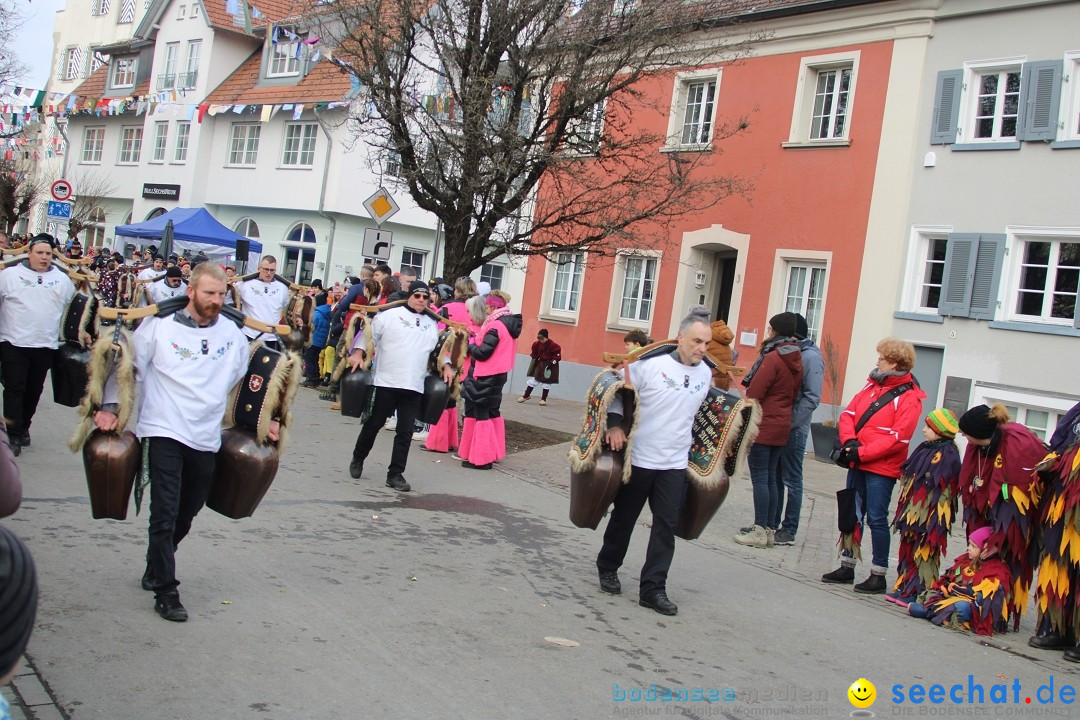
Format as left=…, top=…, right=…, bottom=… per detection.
left=111, top=56, right=136, bottom=89
left=268, top=39, right=301, bottom=77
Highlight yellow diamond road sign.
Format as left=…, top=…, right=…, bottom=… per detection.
left=363, top=187, right=399, bottom=226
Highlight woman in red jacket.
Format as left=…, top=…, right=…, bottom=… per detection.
left=823, top=337, right=926, bottom=593
left=733, top=313, right=803, bottom=549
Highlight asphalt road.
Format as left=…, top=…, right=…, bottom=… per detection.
left=4, top=389, right=1077, bottom=719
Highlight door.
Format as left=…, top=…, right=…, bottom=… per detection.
left=912, top=344, right=945, bottom=422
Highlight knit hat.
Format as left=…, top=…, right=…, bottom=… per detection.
left=769, top=312, right=798, bottom=338
left=925, top=408, right=959, bottom=439
left=959, top=405, right=996, bottom=440
left=165, top=266, right=183, bottom=279
left=0, top=526, right=38, bottom=678
left=969, top=526, right=992, bottom=549
left=407, top=280, right=430, bottom=296
left=27, top=233, right=55, bottom=249
left=477, top=281, right=491, bottom=297
left=794, top=313, right=809, bottom=340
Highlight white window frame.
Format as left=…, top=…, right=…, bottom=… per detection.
left=190, top=2, right=200, bottom=19
left=268, top=41, right=301, bottom=78
left=110, top=56, right=136, bottom=89
left=234, top=218, right=261, bottom=240
left=565, top=100, right=605, bottom=155
left=400, top=249, right=427, bottom=281
left=972, top=384, right=1078, bottom=444
left=785, top=51, right=859, bottom=146
left=64, top=47, right=83, bottom=80
left=118, top=126, right=143, bottom=164
left=663, top=69, right=721, bottom=150
left=177, top=4, right=186, bottom=19
left=956, top=56, right=1026, bottom=145
left=542, top=251, right=586, bottom=321
left=174, top=121, right=190, bottom=163
left=228, top=123, right=260, bottom=166
left=160, top=43, right=179, bottom=90
left=899, top=225, right=953, bottom=315
left=608, top=250, right=660, bottom=329
left=769, top=250, right=831, bottom=342
left=480, top=262, right=504, bottom=291
left=281, top=123, right=317, bottom=167
left=1000, top=226, right=1080, bottom=327
left=1059, top=51, right=1080, bottom=143
left=151, top=122, right=168, bottom=163
left=181, top=40, right=201, bottom=89
left=81, top=126, right=105, bottom=164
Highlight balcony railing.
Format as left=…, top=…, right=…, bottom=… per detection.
left=156, top=71, right=198, bottom=91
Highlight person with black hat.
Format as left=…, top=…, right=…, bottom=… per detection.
left=0, top=525, right=38, bottom=692
left=733, top=312, right=803, bottom=549
left=345, top=280, right=456, bottom=492
left=137, top=255, right=166, bottom=282
left=0, top=234, right=76, bottom=456
left=146, top=265, right=187, bottom=305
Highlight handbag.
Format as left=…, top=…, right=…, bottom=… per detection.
left=829, top=382, right=914, bottom=468
left=542, top=364, right=553, bottom=381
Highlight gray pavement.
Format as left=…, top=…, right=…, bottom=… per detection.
left=3, top=388, right=1076, bottom=720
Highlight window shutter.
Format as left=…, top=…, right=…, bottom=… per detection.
left=90, top=0, right=98, bottom=15
left=930, top=69, right=963, bottom=145
left=968, top=234, right=1005, bottom=321
left=1018, top=60, right=1062, bottom=142
left=56, top=49, right=67, bottom=81
left=938, top=234, right=978, bottom=317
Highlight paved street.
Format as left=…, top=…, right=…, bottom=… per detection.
left=3, top=386, right=1077, bottom=719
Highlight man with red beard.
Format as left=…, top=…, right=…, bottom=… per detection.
left=93, top=263, right=278, bottom=622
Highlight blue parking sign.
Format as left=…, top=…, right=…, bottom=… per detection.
left=46, top=201, right=72, bottom=220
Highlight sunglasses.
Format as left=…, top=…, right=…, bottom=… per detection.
left=411, top=292, right=430, bottom=300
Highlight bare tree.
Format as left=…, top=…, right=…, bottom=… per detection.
left=65, top=170, right=119, bottom=242
left=0, top=1, right=30, bottom=141
left=309, top=0, right=758, bottom=278
left=0, top=158, right=45, bottom=235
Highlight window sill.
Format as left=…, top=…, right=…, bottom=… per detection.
left=781, top=138, right=851, bottom=149
left=116, top=162, right=140, bottom=166
left=659, top=144, right=711, bottom=154
left=987, top=320, right=1080, bottom=337
left=148, top=160, right=165, bottom=165
left=79, top=161, right=102, bottom=166
left=952, top=141, right=1021, bottom=152
left=277, top=165, right=315, bottom=170
left=893, top=311, right=944, bottom=324
left=1050, top=140, right=1080, bottom=150
left=537, top=313, right=579, bottom=326
left=169, top=161, right=188, bottom=165
left=225, top=164, right=257, bottom=169
left=606, top=322, right=651, bottom=334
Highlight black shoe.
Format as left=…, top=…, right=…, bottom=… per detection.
left=854, top=574, right=887, bottom=594
left=154, top=594, right=188, bottom=622
left=141, top=565, right=156, bottom=592
left=18, top=431, right=29, bottom=447
left=1065, top=646, right=1080, bottom=663
left=1029, top=631, right=1073, bottom=650
left=301, top=379, right=319, bottom=389
left=461, top=460, right=493, bottom=470
left=598, top=569, right=621, bottom=595
left=9, top=436, right=21, bottom=458
left=349, top=458, right=363, bottom=479
left=639, top=591, right=678, bottom=616
left=386, top=475, right=411, bottom=492
left=822, top=566, right=855, bottom=584
left=773, top=529, right=796, bottom=545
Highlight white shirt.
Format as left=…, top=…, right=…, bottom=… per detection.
left=238, top=278, right=290, bottom=340
left=371, top=305, right=440, bottom=393
left=147, top=278, right=186, bottom=305
left=105, top=313, right=249, bottom=452
left=0, top=263, right=76, bottom=348
left=137, top=266, right=162, bottom=282
left=612, top=352, right=712, bottom=470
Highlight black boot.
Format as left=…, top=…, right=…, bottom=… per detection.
left=141, top=564, right=156, bottom=591
left=822, top=566, right=855, bottom=584
left=854, top=574, right=887, bottom=594
left=540, top=389, right=549, bottom=405
left=1030, top=630, right=1074, bottom=649
left=1064, top=645, right=1080, bottom=663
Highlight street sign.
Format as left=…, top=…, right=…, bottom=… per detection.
left=362, top=228, right=393, bottom=261
left=363, top=187, right=399, bottom=226
left=46, top=201, right=72, bottom=221
left=50, top=179, right=73, bottom=202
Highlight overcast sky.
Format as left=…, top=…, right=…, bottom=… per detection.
left=12, top=0, right=67, bottom=90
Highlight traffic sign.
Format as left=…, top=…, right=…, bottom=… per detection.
left=362, top=228, right=393, bottom=260
left=363, top=187, right=399, bottom=226
left=46, top=201, right=72, bottom=221
left=51, top=179, right=73, bottom=202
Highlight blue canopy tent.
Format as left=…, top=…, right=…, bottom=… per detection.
left=114, top=207, right=262, bottom=262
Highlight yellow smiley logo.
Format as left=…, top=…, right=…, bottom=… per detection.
left=848, top=678, right=876, bottom=709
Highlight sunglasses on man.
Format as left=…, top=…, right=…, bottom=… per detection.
left=411, top=292, right=430, bottom=300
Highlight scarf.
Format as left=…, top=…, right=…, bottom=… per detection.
left=741, top=335, right=792, bottom=388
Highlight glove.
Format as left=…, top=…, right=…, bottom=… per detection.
left=847, top=447, right=861, bottom=466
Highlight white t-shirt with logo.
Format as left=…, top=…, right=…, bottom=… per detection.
left=0, top=263, right=76, bottom=348
left=239, top=278, right=290, bottom=340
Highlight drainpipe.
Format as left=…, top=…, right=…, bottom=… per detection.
left=313, top=107, right=336, bottom=285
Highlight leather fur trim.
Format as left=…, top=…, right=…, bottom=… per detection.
left=68, top=327, right=136, bottom=452
left=685, top=396, right=762, bottom=491
left=567, top=369, right=638, bottom=484
left=224, top=343, right=302, bottom=453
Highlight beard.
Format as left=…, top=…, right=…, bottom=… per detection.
left=192, top=295, right=222, bottom=321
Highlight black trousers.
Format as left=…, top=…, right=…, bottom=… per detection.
left=596, top=466, right=688, bottom=596
left=352, top=386, right=422, bottom=479
left=0, top=342, right=56, bottom=436
left=146, top=437, right=216, bottom=599
left=303, top=345, right=323, bottom=381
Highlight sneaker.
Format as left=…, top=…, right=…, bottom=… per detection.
left=765, top=527, right=775, bottom=548
left=349, top=458, right=363, bottom=479
left=412, top=431, right=429, bottom=441
left=639, top=590, right=678, bottom=616
left=330, top=402, right=341, bottom=411
left=539, top=399, right=548, bottom=406
left=773, top=529, right=796, bottom=545
left=821, top=566, right=855, bottom=584
left=516, top=396, right=528, bottom=403
left=154, top=594, right=188, bottom=622
left=733, top=525, right=770, bottom=548
left=386, top=475, right=411, bottom=492
left=854, top=574, right=887, bottom=594
left=383, top=417, right=397, bottom=431
left=462, top=460, right=492, bottom=470
left=598, top=569, right=621, bottom=595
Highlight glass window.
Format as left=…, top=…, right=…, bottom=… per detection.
left=784, top=262, right=827, bottom=340
left=480, top=263, right=504, bottom=290
left=181, top=40, right=200, bottom=89
left=228, top=124, right=260, bottom=166
left=174, top=122, right=190, bottom=162
left=234, top=218, right=260, bottom=239
left=118, top=126, right=143, bottom=164
left=810, top=67, right=851, bottom=140
left=551, top=252, right=584, bottom=313
left=681, top=80, right=715, bottom=145
left=159, top=43, right=178, bottom=90
left=84, top=207, right=107, bottom=248
left=282, top=123, right=317, bottom=166
left=268, top=40, right=300, bottom=77
left=111, top=57, right=136, bottom=88
left=65, top=47, right=84, bottom=80
left=1014, top=239, right=1080, bottom=323
left=82, top=127, right=105, bottom=163
left=918, top=236, right=948, bottom=310
left=619, top=255, right=657, bottom=322
left=400, top=249, right=427, bottom=281
left=151, top=122, right=168, bottom=162
left=567, top=101, right=605, bottom=154
left=973, top=70, right=1021, bottom=140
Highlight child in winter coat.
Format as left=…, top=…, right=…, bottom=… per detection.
left=889, top=408, right=962, bottom=604
left=907, top=526, right=1011, bottom=636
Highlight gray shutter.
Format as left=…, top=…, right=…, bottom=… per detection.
left=968, top=234, right=1006, bottom=321
left=56, top=48, right=67, bottom=81
left=931, top=69, right=963, bottom=145
left=1019, top=60, right=1062, bottom=141
left=938, top=234, right=978, bottom=317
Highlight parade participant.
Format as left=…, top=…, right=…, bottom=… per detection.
left=888, top=408, right=962, bottom=604
left=517, top=329, right=560, bottom=406
left=459, top=291, right=522, bottom=469
left=346, top=281, right=455, bottom=491
left=146, top=266, right=186, bottom=305
left=92, top=263, right=273, bottom=622
left=596, top=306, right=714, bottom=616
left=0, top=525, right=38, bottom=693
left=906, top=526, right=1011, bottom=636
left=623, top=329, right=650, bottom=354
left=822, top=338, right=925, bottom=593
left=425, top=277, right=478, bottom=453
left=957, top=403, right=1047, bottom=630
left=1029, top=401, right=1080, bottom=657
left=137, top=255, right=165, bottom=282
left=96, top=255, right=123, bottom=308
left=238, top=256, right=290, bottom=345
left=0, top=234, right=76, bottom=456
left=302, top=293, right=331, bottom=388
left=66, top=239, right=84, bottom=259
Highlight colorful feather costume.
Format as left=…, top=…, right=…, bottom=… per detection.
left=959, top=423, right=1048, bottom=630
left=892, top=438, right=961, bottom=601
left=915, top=551, right=1012, bottom=636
